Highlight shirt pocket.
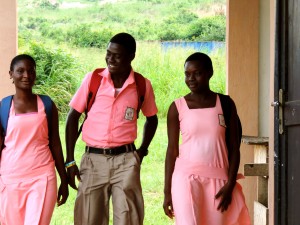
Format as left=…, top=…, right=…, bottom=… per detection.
left=115, top=101, right=137, bottom=123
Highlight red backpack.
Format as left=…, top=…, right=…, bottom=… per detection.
left=78, top=68, right=146, bottom=136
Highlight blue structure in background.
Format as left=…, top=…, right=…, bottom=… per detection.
left=161, top=41, right=225, bottom=53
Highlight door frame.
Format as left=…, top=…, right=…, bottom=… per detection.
left=274, top=0, right=289, bottom=224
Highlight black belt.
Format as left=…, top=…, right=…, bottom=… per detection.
left=85, top=143, right=136, bottom=155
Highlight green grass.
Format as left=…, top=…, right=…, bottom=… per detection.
left=133, top=42, right=226, bottom=117
left=18, top=0, right=226, bottom=44
left=16, top=1, right=226, bottom=223
left=47, top=42, right=225, bottom=224
left=62, top=41, right=226, bottom=118
left=51, top=43, right=225, bottom=222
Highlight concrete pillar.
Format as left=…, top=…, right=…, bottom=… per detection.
left=227, top=0, right=259, bottom=222
left=0, top=0, right=17, bottom=98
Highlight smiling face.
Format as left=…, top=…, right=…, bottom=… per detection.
left=184, top=60, right=212, bottom=93
left=9, top=58, right=36, bottom=91
left=105, top=42, right=134, bottom=76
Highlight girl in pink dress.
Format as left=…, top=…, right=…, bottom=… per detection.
left=0, top=54, right=69, bottom=225
left=163, top=52, right=251, bottom=225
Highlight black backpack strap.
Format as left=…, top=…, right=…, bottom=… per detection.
left=0, top=95, right=13, bottom=137
left=218, top=93, right=243, bottom=160
left=39, top=95, right=53, bottom=138
left=218, top=94, right=231, bottom=126
left=218, top=93, right=231, bottom=151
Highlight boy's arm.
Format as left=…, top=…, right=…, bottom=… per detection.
left=65, top=108, right=82, bottom=190
left=137, top=114, right=158, bottom=162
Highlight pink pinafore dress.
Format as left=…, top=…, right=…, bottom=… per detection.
left=0, top=95, right=57, bottom=225
left=171, top=95, right=251, bottom=225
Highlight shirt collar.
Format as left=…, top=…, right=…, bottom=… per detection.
left=101, top=68, right=135, bottom=86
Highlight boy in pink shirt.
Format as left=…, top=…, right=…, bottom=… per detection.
left=65, top=33, right=158, bottom=225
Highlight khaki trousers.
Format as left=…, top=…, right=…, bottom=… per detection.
left=74, top=151, right=144, bottom=225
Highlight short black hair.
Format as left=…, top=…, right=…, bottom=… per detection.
left=10, top=54, right=36, bottom=71
left=185, top=52, right=213, bottom=74
left=109, top=33, right=136, bottom=54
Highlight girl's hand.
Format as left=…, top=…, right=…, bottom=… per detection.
left=163, top=193, right=174, bottom=219
left=215, top=182, right=235, bottom=212
left=57, top=181, right=69, bottom=206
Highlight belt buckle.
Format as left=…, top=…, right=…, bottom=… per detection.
left=103, top=148, right=112, bottom=155
left=125, top=144, right=130, bottom=153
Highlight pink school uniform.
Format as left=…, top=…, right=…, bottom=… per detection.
left=171, top=95, right=251, bottom=225
left=0, top=96, right=57, bottom=225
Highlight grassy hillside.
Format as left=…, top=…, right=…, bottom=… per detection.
left=18, top=0, right=226, bottom=46
left=18, top=0, right=226, bottom=118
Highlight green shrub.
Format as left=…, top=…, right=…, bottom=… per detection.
left=31, top=0, right=60, bottom=9
left=17, top=0, right=226, bottom=119
left=38, top=21, right=68, bottom=43
left=66, top=25, right=113, bottom=48
left=22, top=42, right=85, bottom=117
left=133, top=42, right=225, bottom=118
left=158, top=25, right=182, bottom=41
left=186, top=15, right=226, bottom=41
left=18, top=0, right=226, bottom=43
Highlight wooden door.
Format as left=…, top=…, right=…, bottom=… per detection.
left=274, top=0, right=300, bottom=224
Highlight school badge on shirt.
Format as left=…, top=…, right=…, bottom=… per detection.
left=218, top=114, right=226, bottom=128
left=125, top=107, right=135, bottom=121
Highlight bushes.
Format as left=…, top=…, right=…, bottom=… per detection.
left=133, top=42, right=225, bottom=118
left=23, top=42, right=85, bottom=117
left=17, top=0, right=226, bottom=118
left=186, top=15, right=226, bottom=41
left=34, top=0, right=61, bottom=9
left=18, top=0, right=226, bottom=44
left=19, top=41, right=225, bottom=119
left=66, top=25, right=113, bottom=48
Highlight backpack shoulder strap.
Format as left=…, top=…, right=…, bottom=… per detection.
left=218, top=93, right=243, bottom=157
left=134, top=72, right=146, bottom=118
left=77, top=68, right=104, bottom=138
left=1, top=95, right=54, bottom=139
left=218, top=93, right=231, bottom=127
left=39, top=95, right=53, bottom=137
left=218, top=93, right=233, bottom=159
left=86, top=68, right=104, bottom=113
left=0, top=95, right=13, bottom=136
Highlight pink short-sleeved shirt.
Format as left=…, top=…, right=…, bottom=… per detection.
left=70, top=68, right=158, bottom=147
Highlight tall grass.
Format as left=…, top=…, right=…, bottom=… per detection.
left=133, top=41, right=226, bottom=117
left=64, top=41, right=226, bottom=118
left=48, top=43, right=225, bottom=224
left=13, top=44, right=226, bottom=224
left=16, top=1, right=226, bottom=224
left=18, top=0, right=226, bottom=44
left=20, top=42, right=87, bottom=116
